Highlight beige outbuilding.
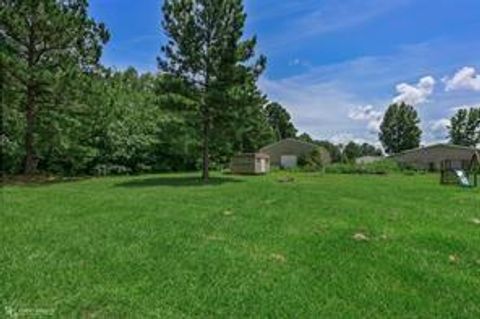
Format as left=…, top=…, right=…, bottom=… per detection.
left=230, top=153, right=270, bottom=175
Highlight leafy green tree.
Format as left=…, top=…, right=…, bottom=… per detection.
left=159, top=0, right=266, bottom=181
left=379, top=103, right=421, bottom=154
left=90, top=69, right=162, bottom=173
left=35, top=69, right=101, bottom=174
left=342, top=142, right=382, bottom=162
left=1, top=47, right=24, bottom=173
left=359, top=143, right=383, bottom=157
left=231, top=87, right=275, bottom=154
left=265, top=102, right=298, bottom=141
left=298, top=132, right=314, bottom=143
left=298, top=147, right=331, bottom=171
left=343, top=142, right=362, bottom=162
left=449, top=107, right=480, bottom=147
left=1, top=0, right=109, bottom=174
left=297, top=134, right=344, bottom=163
left=315, top=141, right=343, bottom=163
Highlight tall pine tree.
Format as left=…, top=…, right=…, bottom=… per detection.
left=0, top=0, right=109, bottom=174
left=158, top=0, right=266, bottom=181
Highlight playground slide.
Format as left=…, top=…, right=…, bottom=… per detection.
left=454, top=170, right=472, bottom=187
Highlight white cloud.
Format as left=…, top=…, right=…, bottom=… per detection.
left=430, top=118, right=450, bottom=133
left=425, top=118, right=450, bottom=143
left=259, top=77, right=359, bottom=134
left=290, top=58, right=301, bottom=66
left=331, top=133, right=362, bottom=145
left=348, top=105, right=383, bottom=133
left=348, top=105, right=380, bottom=121
left=288, top=58, right=310, bottom=67
left=259, top=40, right=480, bottom=145
left=392, top=76, right=436, bottom=106
left=444, top=67, right=480, bottom=92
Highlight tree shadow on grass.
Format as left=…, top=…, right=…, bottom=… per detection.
left=115, top=175, right=243, bottom=188
left=2, top=174, right=91, bottom=187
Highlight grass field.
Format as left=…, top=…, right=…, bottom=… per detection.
left=2, top=172, right=480, bottom=318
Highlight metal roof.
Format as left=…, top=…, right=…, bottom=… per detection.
left=259, top=138, right=318, bottom=152
left=391, top=143, right=478, bottom=157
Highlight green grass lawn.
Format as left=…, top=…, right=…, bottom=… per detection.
left=2, top=172, right=480, bottom=318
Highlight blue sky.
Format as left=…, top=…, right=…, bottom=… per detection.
left=89, top=0, right=480, bottom=145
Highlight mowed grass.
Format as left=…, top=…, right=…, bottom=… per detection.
left=1, top=172, right=480, bottom=318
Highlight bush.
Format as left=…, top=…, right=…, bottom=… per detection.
left=325, top=159, right=401, bottom=175
left=92, top=164, right=132, bottom=176
left=298, top=147, right=331, bottom=171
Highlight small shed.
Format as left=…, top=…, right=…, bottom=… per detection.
left=230, top=153, right=270, bottom=175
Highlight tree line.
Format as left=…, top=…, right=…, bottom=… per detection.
left=2, top=0, right=477, bottom=178
left=379, top=102, right=480, bottom=154
left=1, top=0, right=276, bottom=177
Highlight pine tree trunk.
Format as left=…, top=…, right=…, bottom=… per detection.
left=202, top=116, right=209, bottom=182
left=202, top=48, right=211, bottom=182
left=24, top=19, right=37, bottom=175
left=24, top=85, right=36, bottom=175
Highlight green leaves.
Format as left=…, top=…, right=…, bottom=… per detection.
left=265, top=102, right=298, bottom=141
left=379, top=103, right=422, bottom=154
left=1, top=0, right=276, bottom=176
left=449, top=107, right=480, bottom=147
left=1, top=0, right=109, bottom=173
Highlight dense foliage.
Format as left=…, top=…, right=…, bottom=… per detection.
left=314, top=140, right=344, bottom=163
left=1, top=0, right=109, bottom=174
left=1, top=0, right=280, bottom=176
left=449, top=107, right=480, bottom=147
left=298, top=133, right=382, bottom=163
left=325, top=159, right=403, bottom=175
left=2, top=0, right=412, bottom=178
left=265, top=102, right=298, bottom=141
left=379, top=103, right=422, bottom=154
left=2, top=60, right=172, bottom=175
left=343, top=141, right=383, bottom=163
left=298, top=147, right=331, bottom=171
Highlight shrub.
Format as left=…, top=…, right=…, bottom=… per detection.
left=298, top=147, right=331, bottom=171
left=325, top=159, right=401, bottom=175
left=92, top=164, right=132, bottom=176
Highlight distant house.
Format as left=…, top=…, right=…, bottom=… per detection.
left=230, top=153, right=270, bottom=175
left=391, top=144, right=478, bottom=171
left=355, top=156, right=384, bottom=165
left=259, top=138, right=329, bottom=168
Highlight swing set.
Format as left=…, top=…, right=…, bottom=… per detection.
left=440, top=151, right=480, bottom=187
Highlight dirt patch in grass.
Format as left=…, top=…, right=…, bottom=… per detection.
left=269, top=253, right=286, bottom=263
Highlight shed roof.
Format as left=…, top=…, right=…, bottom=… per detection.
left=233, top=153, right=270, bottom=159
